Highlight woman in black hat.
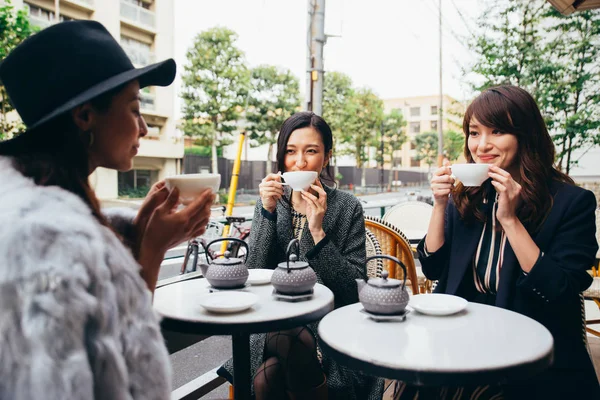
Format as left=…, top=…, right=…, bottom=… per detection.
left=0, top=21, right=214, bottom=399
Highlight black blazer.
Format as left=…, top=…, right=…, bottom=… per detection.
left=418, top=181, right=599, bottom=398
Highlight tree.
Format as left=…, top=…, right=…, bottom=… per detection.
left=541, top=8, right=600, bottom=173
left=443, top=130, right=465, bottom=162
left=180, top=27, right=250, bottom=174
left=322, top=71, right=357, bottom=179
left=0, top=0, right=37, bottom=139
left=246, top=65, right=301, bottom=173
left=381, top=109, right=407, bottom=189
left=351, top=88, right=384, bottom=187
left=414, top=131, right=438, bottom=171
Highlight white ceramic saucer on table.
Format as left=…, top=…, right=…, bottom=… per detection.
left=409, top=293, right=468, bottom=316
left=199, top=292, right=259, bottom=314
left=247, top=269, right=274, bottom=285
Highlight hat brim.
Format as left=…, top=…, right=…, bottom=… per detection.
left=27, top=58, right=176, bottom=131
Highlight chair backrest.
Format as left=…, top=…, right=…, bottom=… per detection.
left=365, top=228, right=384, bottom=278
left=382, top=201, right=433, bottom=240
left=364, top=215, right=419, bottom=295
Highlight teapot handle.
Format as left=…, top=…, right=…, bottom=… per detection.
left=365, top=254, right=407, bottom=290
left=203, top=237, right=250, bottom=263
left=285, top=238, right=300, bottom=273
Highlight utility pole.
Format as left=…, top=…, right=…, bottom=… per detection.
left=437, top=0, right=444, bottom=168
left=305, top=0, right=326, bottom=116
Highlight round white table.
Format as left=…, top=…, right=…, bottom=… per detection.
left=318, top=302, right=554, bottom=387
left=154, top=278, right=334, bottom=400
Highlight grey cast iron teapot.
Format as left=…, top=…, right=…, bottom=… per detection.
left=271, top=239, right=318, bottom=295
left=198, top=238, right=250, bottom=289
left=356, top=255, right=409, bottom=315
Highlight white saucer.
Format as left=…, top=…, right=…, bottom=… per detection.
left=409, top=294, right=468, bottom=316
left=199, top=292, right=259, bottom=314
left=247, top=269, right=274, bottom=285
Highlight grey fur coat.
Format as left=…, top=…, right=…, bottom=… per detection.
left=0, top=157, right=171, bottom=400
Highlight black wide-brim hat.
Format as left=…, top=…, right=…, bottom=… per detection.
left=0, top=20, right=176, bottom=131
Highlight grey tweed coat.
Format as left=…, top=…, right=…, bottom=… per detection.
left=223, top=184, right=385, bottom=399
left=0, top=157, right=171, bottom=400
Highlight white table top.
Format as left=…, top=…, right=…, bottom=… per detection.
left=318, top=302, right=554, bottom=386
left=154, top=278, right=334, bottom=335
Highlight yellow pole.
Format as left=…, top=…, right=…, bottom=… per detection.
left=220, top=131, right=246, bottom=254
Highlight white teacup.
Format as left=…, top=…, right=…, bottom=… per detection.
left=450, top=164, right=489, bottom=187
left=164, top=173, right=221, bottom=205
left=281, top=171, right=318, bottom=191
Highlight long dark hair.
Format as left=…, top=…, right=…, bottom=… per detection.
left=275, top=111, right=334, bottom=183
left=0, top=85, right=125, bottom=227
left=452, top=85, right=573, bottom=232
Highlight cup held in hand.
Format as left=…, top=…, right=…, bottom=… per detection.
left=281, top=171, right=318, bottom=191
left=164, top=173, right=221, bottom=205
left=450, top=164, right=489, bottom=187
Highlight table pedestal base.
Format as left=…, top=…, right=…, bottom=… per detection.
left=232, top=332, right=251, bottom=400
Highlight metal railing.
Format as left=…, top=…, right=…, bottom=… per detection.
left=120, top=0, right=156, bottom=30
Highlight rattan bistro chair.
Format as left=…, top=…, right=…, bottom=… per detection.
left=364, top=215, right=420, bottom=295
left=365, top=228, right=384, bottom=278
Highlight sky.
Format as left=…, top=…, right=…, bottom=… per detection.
left=172, top=0, right=485, bottom=119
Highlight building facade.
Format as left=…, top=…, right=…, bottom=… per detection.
left=11, top=0, right=182, bottom=199
left=383, top=95, right=464, bottom=170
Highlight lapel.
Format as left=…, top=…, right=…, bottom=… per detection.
left=446, top=218, right=482, bottom=294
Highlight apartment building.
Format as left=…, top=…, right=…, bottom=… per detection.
left=383, top=95, right=464, bottom=170
left=11, top=0, right=182, bottom=199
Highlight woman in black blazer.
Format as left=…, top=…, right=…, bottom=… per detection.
left=418, top=85, right=599, bottom=399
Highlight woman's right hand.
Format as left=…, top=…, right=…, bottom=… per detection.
left=430, top=166, right=455, bottom=207
left=259, top=173, right=284, bottom=213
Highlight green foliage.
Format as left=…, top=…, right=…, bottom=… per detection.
left=470, top=0, right=600, bottom=174
left=443, top=130, right=465, bottom=162
left=180, top=27, right=250, bottom=172
left=118, top=186, right=151, bottom=199
left=414, top=131, right=439, bottom=169
left=0, top=0, right=37, bottom=139
left=380, top=109, right=407, bottom=166
left=184, top=145, right=223, bottom=157
left=350, top=88, right=384, bottom=168
left=322, top=72, right=357, bottom=164
left=246, top=65, right=301, bottom=161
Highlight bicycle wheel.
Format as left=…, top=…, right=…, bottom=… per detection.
left=180, top=241, right=199, bottom=274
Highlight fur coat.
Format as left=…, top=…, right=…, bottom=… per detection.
left=0, top=156, right=171, bottom=400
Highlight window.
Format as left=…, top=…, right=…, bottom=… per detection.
left=393, top=157, right=402, bottom=167
left=411, top=159, right=420, bottom=167
left=146, top=123, right=161, bottom=138
left=431, top=105, right=438, bottom=115
left=431, top=120, right=438, bottom=130
left=410, top=122, right=420, bottom=134
left=121, top=36, right=154, bottom=66
left=123, top=0, right=151, bottom=10
left=26, top=3, right=54, bottom=22
left=410, top=107, right=420, bottom=117
left=118, top=169, right=158, bottom=196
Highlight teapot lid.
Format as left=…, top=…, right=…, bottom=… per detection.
left=211, top=251, right=244, bottom=266
left=277, top=253, right=309, bottom=270
left=367, top=270, right=402, bottom=288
